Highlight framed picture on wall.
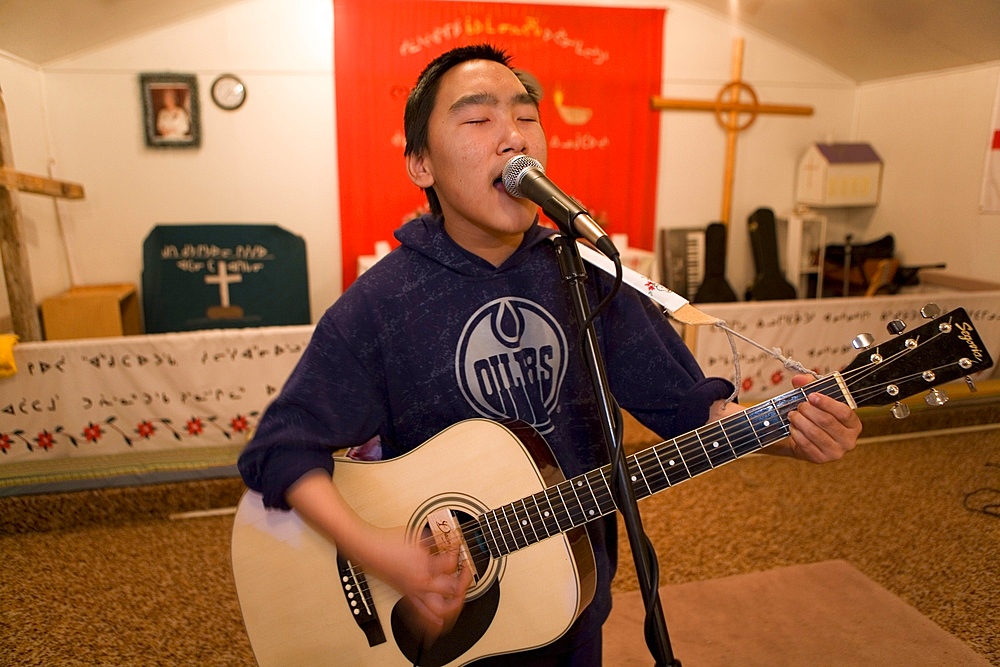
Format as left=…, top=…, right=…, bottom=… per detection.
left=140, top=73, right=201, bottom=149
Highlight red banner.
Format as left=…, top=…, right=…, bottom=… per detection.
left=334, top=0, right=665, bottom=286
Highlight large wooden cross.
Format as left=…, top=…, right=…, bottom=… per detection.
left=652, top=38, right=813, bottom=226
left=0, top=86, right=85, bottom=341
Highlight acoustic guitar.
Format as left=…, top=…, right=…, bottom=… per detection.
left=231, top=307, right=992, bottom=667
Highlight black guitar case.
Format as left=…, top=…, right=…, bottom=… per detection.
left=693, top=222, right=738, bottom=303
left=746, top=207, right=797, bottom=301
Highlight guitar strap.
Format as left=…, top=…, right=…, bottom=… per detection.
left=575, top=241, right=720, bottom=327
left=575, top=241, right=815, bottom=391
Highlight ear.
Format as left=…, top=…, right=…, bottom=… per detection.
left=406, top=150, right=435, bottom=189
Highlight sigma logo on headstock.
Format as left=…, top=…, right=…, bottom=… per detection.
left=955, top=322, right=985, bottom=363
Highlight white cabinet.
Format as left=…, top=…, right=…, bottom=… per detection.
left=781, top=207, right=827, bottom=298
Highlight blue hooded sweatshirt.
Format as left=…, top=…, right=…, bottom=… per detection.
left=238, top=213, right=732, bottom=655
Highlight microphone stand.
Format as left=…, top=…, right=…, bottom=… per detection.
left=553, top=235, right=681, bottom=667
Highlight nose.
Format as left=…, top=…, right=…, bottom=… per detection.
left=498, top=118, right=528, bottom=155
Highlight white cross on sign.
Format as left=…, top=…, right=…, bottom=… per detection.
left=204, top=260, right=242, bottom=307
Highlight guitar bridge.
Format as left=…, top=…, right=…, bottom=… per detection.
left=336, top=554, right=386, bottom=647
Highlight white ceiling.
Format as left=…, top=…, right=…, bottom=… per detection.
left=0, top=0, right=241, bottom=66
left=1, top=0, right=999, bottom=82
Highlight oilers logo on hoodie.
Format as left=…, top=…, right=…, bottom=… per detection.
left=455, top=297, right=568, bottom=434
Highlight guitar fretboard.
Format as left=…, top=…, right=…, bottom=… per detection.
left=477, top=377, right=845, bottom=557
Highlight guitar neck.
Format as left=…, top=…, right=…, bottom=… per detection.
left=477, top=374, right=850, bottom=557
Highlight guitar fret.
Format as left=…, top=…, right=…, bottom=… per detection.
left=492, top=509, right=514, bottom=555
left=532, top=496, right=551, bottom=537
left=566, top=479, right=589, bottom=526
left=647, top=449, right=673, bottom=495
left=744, top=400, right=789, bottom=453
left=594, top=468, right=618, bottom=513
left=771, top=390, right=807, bottom=430
left=556, top=480, right=585, bottom=527
left=528, top=493, right=555, bottom=538
left=499, top=505, right=528, bottom=551
left=627, top=454, right=655, bottom=500
left=678, top=432, right=713, bottom=478
left=550, top=485, right=575, bottom=532
left=482, top=510, right=508, bottom=556
left=509, top=502, right=532, bottom=547
left=580, top=475, right=602, bottom=521
left=693, top=429, right=715, bottom=469
left=743, top=411, right=760, bottom=443
left=658, top=439, right=694, bottom=485
left=699, top=421, right=738, bottom=468
left=649, top=447, right=674, bottom=493
left=537, top=490, right=562, bottom=536
left=727, top=410, right=758, bottom=457
left=518, top=498, right=541, bottom=544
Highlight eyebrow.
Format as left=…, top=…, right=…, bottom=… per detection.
left=449, top=91, right=538, bottom=114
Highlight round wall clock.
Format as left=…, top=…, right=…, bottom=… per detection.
left=211, top=74, right=247, bottom=110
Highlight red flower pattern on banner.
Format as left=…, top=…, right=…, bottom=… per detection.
left=137, top=421, right=157, bottom=439
left=186, top=418, right=204, bottom=436
left=6, top=412, right=260, bottom=457
left=83, top=423, right=104, bottom=443
left=771, top=370, right=784, bottom=386
left=36, top=431, right=55, bottom=451
left=742, top=377, right=754, bottom=393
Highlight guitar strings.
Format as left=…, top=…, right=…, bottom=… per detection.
left=435, top=373, right=932, bottom=556
left=343, top=559, right=378, bottom=611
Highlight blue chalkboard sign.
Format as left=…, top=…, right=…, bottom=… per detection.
left=142, top=224, right=310, bottom=333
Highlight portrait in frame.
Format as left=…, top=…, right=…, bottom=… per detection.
left=140, top=73, right=201, bottom=149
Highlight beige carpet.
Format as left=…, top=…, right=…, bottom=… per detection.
left=2, top=411, right=998, bottom=666
left=604, top=560, right=990, bottom=666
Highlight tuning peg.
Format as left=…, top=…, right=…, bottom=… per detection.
left=852, top=333, right=875, bottom=350
left=925, top=388, right=949, bottom=406
left=891, top=402, right=911, bottom=419
left=966, top=376, right=978, bottom=393
left=886, top=319, right=907, bottom=335
left=920, top=303, right=942, bottom=319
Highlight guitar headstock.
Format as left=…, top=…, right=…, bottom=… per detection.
left=839, top=307, right=994, bottom=409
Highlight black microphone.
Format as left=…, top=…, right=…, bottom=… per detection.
left=502, top=155, right=618, bottom=258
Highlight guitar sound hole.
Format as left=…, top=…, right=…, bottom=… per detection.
left=411, top=502, right=502, bottom=601
left=390, top=552, right=501, bottom=666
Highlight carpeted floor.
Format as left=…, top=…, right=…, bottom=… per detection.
left=610, top=425, right=1000, bottom=666
left=605, top=560, right=991, bottom=666
left=2, top=406, right=998, bottom=666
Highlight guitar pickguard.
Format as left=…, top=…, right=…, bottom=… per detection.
left=391, top=579, right=501, bottom=667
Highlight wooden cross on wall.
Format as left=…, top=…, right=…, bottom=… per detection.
left=652, top=37, right=813, bottom=226
left=0, top=86, right=85, bottom=341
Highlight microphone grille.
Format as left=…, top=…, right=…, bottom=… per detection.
left=502, top=155, right=544, bottom=198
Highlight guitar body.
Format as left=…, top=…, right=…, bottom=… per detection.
left=231, top=419, right=596, bottom=667
left=746, top=207, right=798, bottom=300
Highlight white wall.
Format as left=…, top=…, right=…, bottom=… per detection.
left=5, top=0, right=338, bottom=325
left=654, top=1, right=857, bottom=291
left=0, top=55, right=73, bottom=321
left=857, top=64, right=1000, bottom=283
left=2, top=0, right=996, bottom=332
